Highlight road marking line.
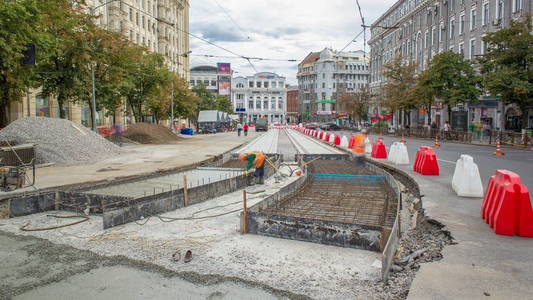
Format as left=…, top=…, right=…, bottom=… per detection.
left=437, top=159, right=457, bottom=164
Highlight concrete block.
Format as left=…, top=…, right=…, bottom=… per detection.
left=340, top=135, right=349, bottom=148
left=364, top=137, right=372, bottom=154
left=388, top=142, right=409, bottom=165
left=452, top=155, right=484, bottom=197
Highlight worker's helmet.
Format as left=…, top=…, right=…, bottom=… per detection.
left=239, top=153, right=247, bottom=160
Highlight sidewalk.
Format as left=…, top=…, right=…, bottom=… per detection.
left=368, top=153, right=533, bottom=299
left=0, top=131, right=259, bottom=197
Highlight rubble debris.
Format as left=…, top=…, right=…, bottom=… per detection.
left=172, top=250, right=181, bottom=262
left=184, top=250, right=192, bottom=263
left=122, top=123, right=183, bottom=144
left=0, top=117, right=120, bottom=164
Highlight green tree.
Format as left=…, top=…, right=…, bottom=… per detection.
left=216, top=95, right=232, bottom=113
left=382, top=56, right=418, bottom=126
left=0, top=0, right=40, bottom=126
left=338, top=85, right=371, bottom=123
left=424, top=51, right=481, bottom=121
left=478, top=19, right=533, bottom=129
left=120, top=51, right=168, bottom=122
left=413, top=69, right=437, bottom=125
left=36, top=0, right=95, bottom=119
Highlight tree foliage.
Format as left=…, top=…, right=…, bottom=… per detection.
left=478, top=18, right=533, bottom=129
left=338, top=85, right=371, bottom=123
left=0, top=0, right=41, bottom=126
left=382, top=56, right=418, bottom=113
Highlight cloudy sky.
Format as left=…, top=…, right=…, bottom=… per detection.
left=189, top=0, right=397, bottom=84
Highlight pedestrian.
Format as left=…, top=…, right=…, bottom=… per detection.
left=236, top=122, right=243, bottom=136
left=443, top=121, right=451, bottom=140
left=243, top=123, right=249, bottom=136
left=352, top=129, right=367, bottom=166
left=239, top=152, right=266, bottom=185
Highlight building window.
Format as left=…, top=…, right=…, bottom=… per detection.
left=481, top=39, right=487, bottom=55
left=497, top=0, right=504, bottom=19
left=136, top=12, right=139, bottom=25
left=278, top=101, right=283, bottom=110
left=459, top=42, right=464, bottom=54
left=249, top=81, right=254, bottom=88
left=142, top=15, right=145, bottom=28
left=257, top=81, right=262, bottom=88
left=513, top=0, right=522, bottom=12
left=271, top=81, right=277, bottom=88
left=129, top=8, right=133, bottom=21
left=470, top=39, right=476, bottom=59
left=211, top=80, right=216, bottom=86
left=256, top=101, right=261, bottom=110
left=470, top=8, right=476, bottom=30
left=264, top=81, right=269, bottom=88
left=449, top=17, right=455, bottom=39
left=450, top=45, right=455, bottom=52
left=322, top=82, right=325, bottom=88
left=459, top=14, right=465, bottom=34
left=249, top=101, right=254, bottom=109
left=321, top=92, right=326, bottom=100
left=263, top=100, right=268, bottom=110
left=482, top=2, right=489, bottom=25
left=203, top=80, right=209, bottom=85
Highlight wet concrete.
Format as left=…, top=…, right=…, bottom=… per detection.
left=0, top=230, right=309, bottom=300
left=84, top=167, right=243, bottom=198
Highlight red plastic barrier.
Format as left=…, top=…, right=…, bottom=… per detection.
left=481, top=170, right=533, bottom=237
left=348, top=136, right=355, bottom=148
left=334, top=135, right=341, bottom=145
left=318, top=131, right=323, bottom=140
left=371, top=139, right=387, bottom=159
left=413, top=146, right=439, bottom=175
left=325, top=133, right=331, bottom=142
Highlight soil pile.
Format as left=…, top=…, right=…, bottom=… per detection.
left=122, top=123, right=182, bottom=144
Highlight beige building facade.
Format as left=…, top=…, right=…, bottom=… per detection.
left=8, top=0, right=190, bottom=128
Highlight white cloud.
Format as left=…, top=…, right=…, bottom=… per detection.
left=190, top=0, right=397, bottom=84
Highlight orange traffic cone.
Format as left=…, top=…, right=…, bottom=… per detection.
left=434, top=135, right=440, bottom=148
left=494, top=139, right=505, bottom=156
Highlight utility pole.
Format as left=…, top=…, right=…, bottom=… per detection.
left=170, top=80, right=174, bottom=132
left=91, top=64, right=97, bottom=131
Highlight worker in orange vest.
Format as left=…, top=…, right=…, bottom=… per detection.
left=239, top=152, right=267, bottom=185
left=352, top=129, right=367, bottom=165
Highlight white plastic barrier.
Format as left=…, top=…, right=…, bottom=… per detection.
left=388, top=142, right=410, bottom=165
left=452, top=155, right=484, bottom=197
left=364, top=137, right=372, bottom=154
left=323, top=133, right=329, bottom=141
left=329, top=134, right=335, bottom=143
left=340, top=136, right=349, bottom=148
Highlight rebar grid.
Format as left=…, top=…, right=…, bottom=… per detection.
left=265, top=174, right=393, bottom=227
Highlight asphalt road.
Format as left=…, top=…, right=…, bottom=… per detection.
left=335, top=130, right=533, bottom=189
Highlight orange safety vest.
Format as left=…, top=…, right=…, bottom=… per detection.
left=248, top=152, right=266, bottom=168
left=352, top=134, right=366, bottom=154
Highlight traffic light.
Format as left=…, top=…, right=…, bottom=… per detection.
left=21, top=44, right=36, bottom=66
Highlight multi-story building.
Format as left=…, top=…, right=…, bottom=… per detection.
left=231, top=72, right=287, bottom=124
left=286, top=85, right=299, bottom=123
left=189, top=63, right=232, bottom=95
left=297, top=48, right=370, bottom=122
left=8, top=0, right=190, bottom=127
left=369, top=0, right=531, bottom=130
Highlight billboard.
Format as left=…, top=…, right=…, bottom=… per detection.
left=217, top=63, right=231, bottom=75
left=218, top=76, right=231, bottom=95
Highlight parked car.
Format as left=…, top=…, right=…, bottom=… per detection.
left=320, top=122, right=340, bottom=131
left=254, top=118, right=268, bottom=132
left=304, top=122, right=319, bottom=129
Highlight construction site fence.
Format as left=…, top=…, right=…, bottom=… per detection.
left=366, top=160, right=401, bottom=281
left=365, top=127, right=533, bottom=147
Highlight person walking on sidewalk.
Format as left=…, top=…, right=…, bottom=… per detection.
left=243, top=123, right=249, bottom=136
left=239, top=152, right=266, bottom=185
left=443, top=121, right=451, bottom=140
left=236, top=122, right=243, bottom=136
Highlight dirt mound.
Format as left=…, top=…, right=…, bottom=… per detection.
left=123, top=123, right=182, bottom=144
left=0, top=117, right=120, bottom=164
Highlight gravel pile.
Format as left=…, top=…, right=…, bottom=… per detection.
left=0, top=117, right=120, bottom=164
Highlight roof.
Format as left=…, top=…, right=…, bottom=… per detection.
left=299, top=52, right=320, bottom=66
left=197, top=110, right=219, bottom=123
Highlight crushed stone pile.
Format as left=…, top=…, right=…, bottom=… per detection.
left=0, top=117, right=120, bottom=164
left=122, top=123, right=183, bottom=144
